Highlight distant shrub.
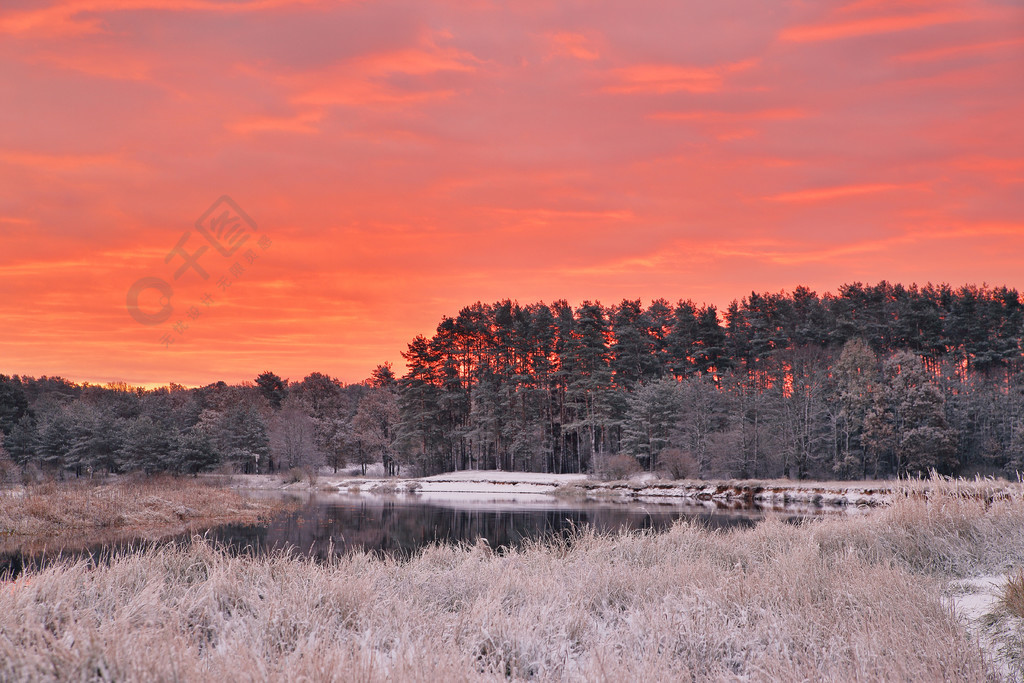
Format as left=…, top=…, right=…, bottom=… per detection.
left=0, top=449, right=18, bottom=486
left=659, top=448, right=697, bottom=480
left=19, top=463, right=46, bottom=486
left=214, top=462, right=238, bottom=477
left=283, top=468, right=305, bottom=484
left=32, top=479, right=58, bottom=496
left=593, top=453, right=642, bottom=481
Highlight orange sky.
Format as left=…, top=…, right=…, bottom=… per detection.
left=1, top=0, right=1023, bottom=387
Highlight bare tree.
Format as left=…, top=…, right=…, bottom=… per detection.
left=269, top=396, right=325, bottom=475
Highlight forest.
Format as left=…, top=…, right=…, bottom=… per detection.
left=2, top=281, right=1024, bottom=481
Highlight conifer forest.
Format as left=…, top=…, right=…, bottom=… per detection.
left=4, top=282, right=1024, bottom=481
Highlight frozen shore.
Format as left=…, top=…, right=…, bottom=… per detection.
left=233, top=469, right=896, bottom=508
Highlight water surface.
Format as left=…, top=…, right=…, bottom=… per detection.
left=1, top=493, right=818, bottom=577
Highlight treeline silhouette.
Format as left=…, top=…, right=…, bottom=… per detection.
left=1, top=282, right=1023, bottom=482
left=395, top=282, right=1024, bottom=479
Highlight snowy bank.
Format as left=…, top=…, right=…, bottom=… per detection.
left=228, top=470, right=1024, bottom=509
left=229, top=470, right=896, bottom=508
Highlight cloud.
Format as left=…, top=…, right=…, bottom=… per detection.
left=604, top=58, right=758, bottom=94
left=650, top=108, right=809, bottom=122
left=546, top=32, right=600, bottom=61
left=781, top=8, right=986, bottom=43
left=27, top=48, right=153, bottom=80
left=0, top=0, right=323, bottom=36
left=763, top=183, right=927, bottom=203
left=0, top=149, right=142, bottom=172
left=229, top=109, right=324, bottom=135
left=892, top=37, right=1024, bottom=63
left=264, top=32, right=483, bottom=109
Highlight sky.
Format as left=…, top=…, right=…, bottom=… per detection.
left=0, top=0, right=1022, bottom=388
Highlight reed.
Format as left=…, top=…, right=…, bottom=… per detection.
left=0, top=476, right=286, bottom=550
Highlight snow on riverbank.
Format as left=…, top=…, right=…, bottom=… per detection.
left=319, top=470, right=588, bottom=503
left=233, top=470, right=893, bottom=508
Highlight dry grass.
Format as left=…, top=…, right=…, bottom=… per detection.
left=0, top=477, right=288, bottom=556
left=1005, top=571, right=1024, bottom=619
left=3, top=485, right=1024, bottom=681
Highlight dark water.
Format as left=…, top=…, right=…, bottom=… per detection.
left=1, top=494, right=811, bottom=578
left=199, top=495, right=791, bottom=560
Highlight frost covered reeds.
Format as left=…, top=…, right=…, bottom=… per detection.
left=0, top=476, right=286, bottom=554
left=2, top=482, right=1023, bottom=681
left=1005, top=571, right=1024, bottom=619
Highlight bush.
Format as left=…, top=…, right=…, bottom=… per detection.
left=592, top=453, right=642, bottom=481
left=19, top=463, right=46, bottom=486
left=0, top=449, right=18, bottom=486
left=659, top=448, right=697, bottom=480
left=282, top=468, right=305, bottom=484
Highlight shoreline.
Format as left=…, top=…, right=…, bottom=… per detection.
left=229, top=469, right=1024, bottom=511
left=225, top=470, right=926, bottom=508
left=0, top=477, right=292, bottom=558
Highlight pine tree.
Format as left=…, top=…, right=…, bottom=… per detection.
left=610, top=299, right=660, bottom=388
left=255, top=371, right=289, bottom=409
left=36, top=403, right=74, bottom=474
left=832, top=338, right=878, bottom=477
left=397, top=335, right=444, bottom=473
left=118, top=416, right=175, bottom=474
left=6, top=414, right=38, bottom=465
left=867, top=351, right=958, bottom=475
left=0, top=375, right=28, bottom=435
left=621, top=377, right=681, bottom=471
left=666, top=300, right=699, bottom=379
left=564, top=302, right=614, bottom=471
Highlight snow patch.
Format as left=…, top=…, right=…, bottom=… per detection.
left=948, top=574, right=1021, bottom=680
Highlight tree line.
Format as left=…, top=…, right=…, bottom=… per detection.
left=2, top=282, right=1023, bottom=481
left=0, top=371, right=393, bottom=481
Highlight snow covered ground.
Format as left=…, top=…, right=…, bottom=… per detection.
left=299, top=470, right=892, bottom=508
left=222, top=467, right=910, bottom=509
left=316, top=470, right=587, bottom=503
left=948, top=574, right=1022, bottom=680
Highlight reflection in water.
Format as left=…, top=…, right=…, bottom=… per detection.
left=201, top=495, right=785, bottom=560
left=1, top=494, right=810, bottom=577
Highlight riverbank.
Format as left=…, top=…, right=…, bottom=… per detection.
left=233, top=469, right=1021, bottom=508
left=1, top=482, right=1021, bottom=680
left=0, top=477, right=290, bottom=556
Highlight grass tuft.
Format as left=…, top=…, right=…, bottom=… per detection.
left=1004, top=570, right=1024, bottom=619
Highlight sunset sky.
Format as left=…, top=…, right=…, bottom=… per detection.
left=1, top=0, right=1022, bottom=387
